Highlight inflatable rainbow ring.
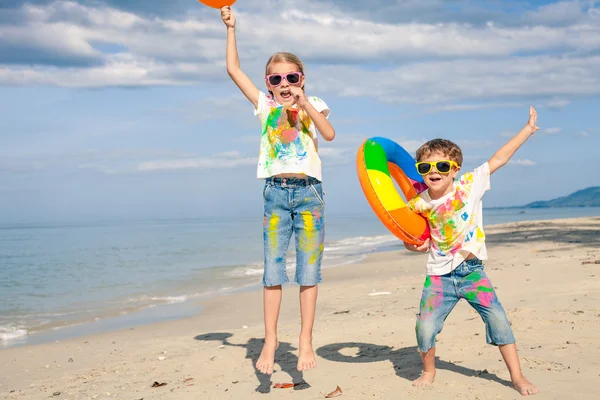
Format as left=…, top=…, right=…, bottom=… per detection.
left=356, top=137, right=430, bottom=245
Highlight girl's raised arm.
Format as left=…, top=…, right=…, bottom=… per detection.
left=221, top=6, right=260, bottom=108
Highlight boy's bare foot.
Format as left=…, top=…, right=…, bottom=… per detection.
left=256, top=337, right=277, bottom=375
left=412, top=370, right=436, bottom=387
left=512, top=375, right=539, bottom=396
left=297, top=336, right=317, bottom=371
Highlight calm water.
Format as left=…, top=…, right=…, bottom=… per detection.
left=2, top=207, right=599, bottom=347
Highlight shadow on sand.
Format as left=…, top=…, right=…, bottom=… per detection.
left=195, top=333, right=309, bottom=393
left=317, top=342, right=513, bottom=389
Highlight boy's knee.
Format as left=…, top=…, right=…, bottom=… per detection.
left=416, top=316, right=438, bottom=350
left=485, top=310, right=516, bottom=345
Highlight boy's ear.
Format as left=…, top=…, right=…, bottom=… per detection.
left=452, top=166, right=461, bottom=178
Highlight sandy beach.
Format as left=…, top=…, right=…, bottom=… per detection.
left=1, top=217, right=600, bottom=400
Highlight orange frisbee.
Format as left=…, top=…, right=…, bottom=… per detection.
left=198, top=0, right=236, bottom=8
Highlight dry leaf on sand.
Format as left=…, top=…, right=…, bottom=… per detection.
left=324, top=385, right=343, bottom=398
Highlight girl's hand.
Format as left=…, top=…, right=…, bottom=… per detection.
left=221, top=6, right=235, bottom=28
left=408, top=238, right=430, bottom=253
left=289, top=86, right=307, bottom=108
left=526, top=106, right=540, bottom=135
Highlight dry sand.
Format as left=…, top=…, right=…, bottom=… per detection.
left=1, top=217, right=600, bottom=399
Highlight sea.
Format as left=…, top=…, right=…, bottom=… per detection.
left=2, top=207, right=599, bottom=348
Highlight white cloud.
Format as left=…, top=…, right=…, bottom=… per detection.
left=507, top=159, right=536, bottom=166
left=159, top=95, right=250, bottom=122
left=313, top=55, right=600, bottom=104
left=425, top=102, right=524, bottom=113
left=543, top=127, right=562, bottom=135
left=77, top=163, right=119, bottom=174
left=544, top=97, right=571, bottom=109
left=457, top=140, right=495, bottom=149
left=395, top=139, right=425, bottom=154
left=136, top=151, right=256, bottom=172
left=1, top=148, right=202, bottom=175
left=0, top=159, right=45, bottom=173
left=231, top=135, right=259, bottom=144
left=0, top=0, right=599, bottom=108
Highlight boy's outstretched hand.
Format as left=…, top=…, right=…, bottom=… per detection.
left=221, top=6, right=235, bottom=28
left=526, top=106, right=540, bottom=135
left=406, top=238, right=430, bottom=253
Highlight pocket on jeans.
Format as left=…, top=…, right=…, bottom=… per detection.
left=263, top=183, right=272, bottom=200
left=309, top=184, right=325, bottom=207
left=466, top=262, right=484, bottom=274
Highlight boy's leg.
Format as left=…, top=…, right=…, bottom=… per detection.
left=257, top=183, right=293, bottom=375
left=293, top=182, right=325, bottom=371
left=499, top=344, right=539, bottom=395
left=414, top=274, right=460, bottom=386
left=458, top=263, right=538, bottom=395
left=414, top=347, right=436, bottom=387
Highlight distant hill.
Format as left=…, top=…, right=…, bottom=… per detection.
left=523, top=187, right=600, bottom=208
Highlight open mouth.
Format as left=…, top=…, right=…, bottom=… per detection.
left=280, top=90, right=292, bottom=99
left=429, top=177, right=442, bottom=183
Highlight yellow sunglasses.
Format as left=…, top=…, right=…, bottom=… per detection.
left=415, top=160, right=458, bottom=175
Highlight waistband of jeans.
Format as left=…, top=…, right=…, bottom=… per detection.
left=461, top=257, right=482, bottom=267
left=266, top=176, right=321, bottom=186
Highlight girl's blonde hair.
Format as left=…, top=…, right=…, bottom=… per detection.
left=265, top=52, right=305, bottom=75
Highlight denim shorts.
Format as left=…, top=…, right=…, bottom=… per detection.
left=415, top=258, right=515, bottom=352
left=262, top=177, right=325, bottom=287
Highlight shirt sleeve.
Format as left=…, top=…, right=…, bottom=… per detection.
left=462, top=162, right=491, bottom=200
left=253, top=91, right=269, bottom=119
left=308, top=96, right=331, bottom=119
left=408, top=195, right=424, bottom=215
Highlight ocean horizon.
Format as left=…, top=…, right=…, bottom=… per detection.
left=2, top=206, right=600, bottom=348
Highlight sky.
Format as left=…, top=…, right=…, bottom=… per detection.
left=1, top=0, right=599, bottom=223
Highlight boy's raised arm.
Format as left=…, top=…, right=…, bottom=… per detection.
left=488, top=106, right=539, bottom=174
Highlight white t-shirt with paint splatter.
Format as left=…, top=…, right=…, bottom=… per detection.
left=254, top=91, right=330, bottom=181
left=408, top=163, right=491, bottom=276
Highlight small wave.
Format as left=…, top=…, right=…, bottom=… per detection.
left=127, top=294, right=190, bottom=305
left=0, top=326, right=28, bottom=345
left=150, top=295, right=188, bottom=304
left=327, top=235, right=396, bottom=250
left=226, top=264, right=264, bottom=278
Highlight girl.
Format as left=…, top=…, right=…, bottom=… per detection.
left=221, top=6, right=336, bottom=375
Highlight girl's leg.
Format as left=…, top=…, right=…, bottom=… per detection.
left=298, top=285, right=318, bottom=371
left=257, top=182, right=292, bottom=375
left=293, top=182, right=325, bottom=371
left=457, top=262, right=538, bottom=395
left=414, top=274, right=459, bottom=386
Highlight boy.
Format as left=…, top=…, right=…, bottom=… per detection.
left=404, top=107, right=540, bottom=396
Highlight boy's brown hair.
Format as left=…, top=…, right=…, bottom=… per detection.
left=415, top=138, right=463, bottom=166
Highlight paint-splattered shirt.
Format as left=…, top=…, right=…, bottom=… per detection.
left=254, top=91, right=330, bottom=181
left=408, top=163, right=491, bottom=276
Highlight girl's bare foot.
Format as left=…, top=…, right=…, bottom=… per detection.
left=256, top=336, right=278, bottom=375
left=297, top=335, right=316, bottom=371
left=412, top=370, right=436, bottom=387
left=512, top=375, right=539, bottom=396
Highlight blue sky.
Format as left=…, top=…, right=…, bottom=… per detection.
left=1, top=0, right=599, bottom=223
